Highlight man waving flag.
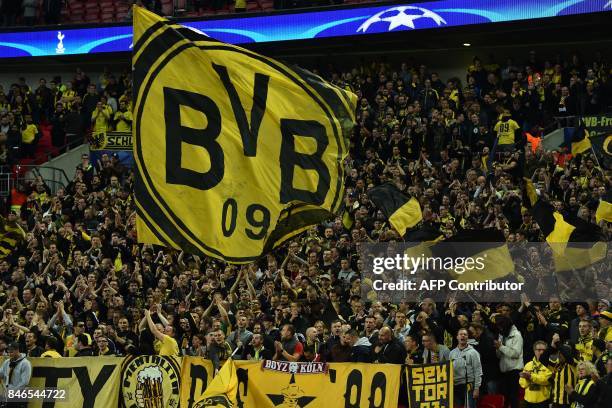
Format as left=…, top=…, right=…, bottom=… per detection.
left=132, top=7, right=356, bottom=262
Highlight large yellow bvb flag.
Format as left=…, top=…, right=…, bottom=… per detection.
left=132, top=7, right=356, bottom=262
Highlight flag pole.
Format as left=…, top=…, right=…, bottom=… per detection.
left=589, top=145, right=604, bottom=170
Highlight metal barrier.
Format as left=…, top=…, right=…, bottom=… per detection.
left=1, top=165, right=71, bottom=197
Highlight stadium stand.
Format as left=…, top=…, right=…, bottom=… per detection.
left=0, top=0, right=371, bottom=26
left=0, top=5, right=609, bottom=407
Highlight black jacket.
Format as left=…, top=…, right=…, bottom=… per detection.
left=75, top=348, right=94, bottom=357
left=597, top=373, right=612, bottom=408
left=569, top=378, right=600, bottom=408
left=371, top=338, right=406, bottom=364
left=350, top=338, right=372, bottom=363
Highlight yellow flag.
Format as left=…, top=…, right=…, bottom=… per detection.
left=195, top=358, right=238, bottom=407
left=596, top=197, right=612, bottom=223
left=546, top=212, right=575, bottom=255
left=132, top=7, right=356, bottom=263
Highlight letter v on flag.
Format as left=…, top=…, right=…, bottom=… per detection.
left=132, top=7, right=356, bottom=262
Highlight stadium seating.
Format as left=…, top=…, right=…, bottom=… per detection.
left=5, top=0, right=390, bottom=26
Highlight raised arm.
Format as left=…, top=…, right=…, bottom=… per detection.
left=144, top=309, right=165, bottom=341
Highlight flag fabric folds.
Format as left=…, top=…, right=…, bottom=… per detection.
left=523, top=177, right=538, bottom=208
left=588, top=131, right=612, bottom=169
left=571, top=126, right=592, bottom=155
left=0, top=215, right=25, bottom=259
left=532, top=200, right=607, bottom=272
left=404, top=224, right=443, bottom=243
left=430, top=229, right=515, bottom=283
left=368, top=183, right=423, bottom=236
left=562, top=126, right=592, bottom=155
left=196, top=358, right=238, bottom=407
left=596, top=191, right=612, bottom=224
left=403, top=224, right=444, bottom=261
left=132, top=7, right=356, bottom=263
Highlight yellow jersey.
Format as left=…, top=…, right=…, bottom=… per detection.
left=92, top=107, right=111, bottom=133
left=21, top=124, right=38, bottom=144
left=114, top=110, right=133, bottom=132
left=494, top=119, right=520, bottom=145
left=155, top=334, right=180, bottom=356
left=41, top=350, right=62, bottom=358
left=574, top=336, right=594, bottom=362
left=519, top=358, right=552, bottom=403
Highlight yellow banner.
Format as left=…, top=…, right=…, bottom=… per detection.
left=26, top=356, right=121, bottom=408
left=406, top=361, right=454, bottom=408
left=120, top=355, right=182, bottom=408
left=12, top=357, right=407, bottom=407
left=180, top=357, right=214, bottom=408
left=233, top=360, right=402, bottom=407
left=89, top=131, right=133, bottom=151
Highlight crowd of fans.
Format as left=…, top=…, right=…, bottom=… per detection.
left=0, top=67, right=133, bottom=166
left=0, top=49, right=610, bottom=407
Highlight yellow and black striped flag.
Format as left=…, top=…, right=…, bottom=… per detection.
left=132, top=7, right=356, bottom=263
left=0, top=215, right=25, bottom=259
left=532, top=200, right=607, bottom=272
left=562, top=126, right=592, bottom=155
left=431, top=229, right=515, bottom=283
left=367, top=183, right=422, bottom=236
left=404, top=224, right=443, bottom=242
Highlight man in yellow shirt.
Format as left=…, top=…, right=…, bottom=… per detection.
left=41, top=337, right=63, bottom=358
left=145, top=308, right=179, bottom=356
left=493, top=111, right=520, bottom=152
left=114, top=101, right=132, bottom=132
left=574, top=320, right=594, bottom=362
left=599, top=311, right=612, bottom=342
left=91, top=101, right=111, bottom=134
left=519, top=341, right=552, bottom=408
left=64, top=320, right=92, bottom=356
left=20, top=114, right=39, bottom=157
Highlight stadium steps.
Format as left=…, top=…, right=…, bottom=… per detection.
left=18, top=122, right=59, bottom=167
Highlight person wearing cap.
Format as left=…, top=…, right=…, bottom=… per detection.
left=317, top=274, right=332, bottom=294
left=0, top=342, right=32, bottom=406
left=598, top=311, right=612, bottom=342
